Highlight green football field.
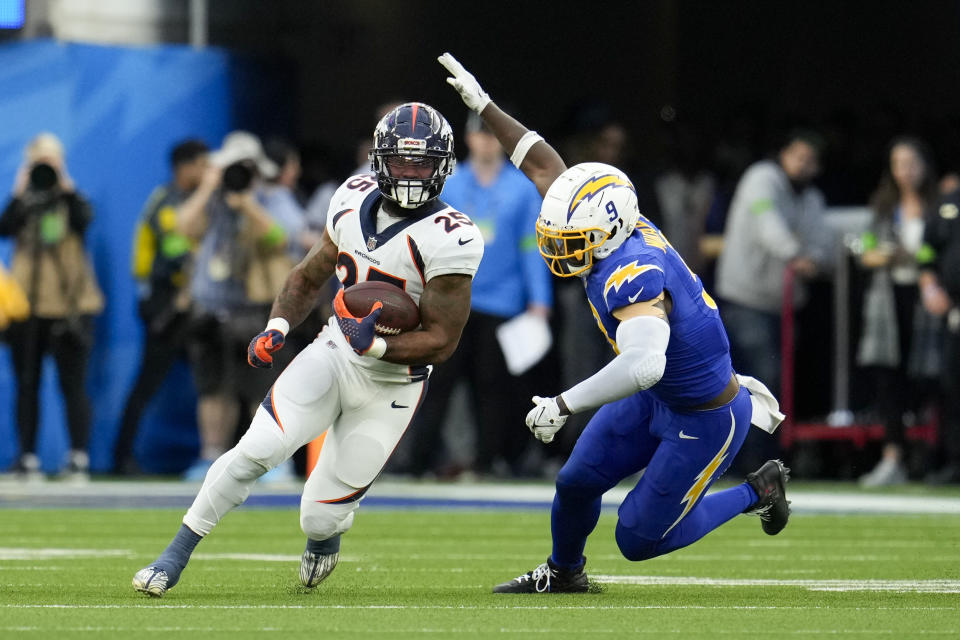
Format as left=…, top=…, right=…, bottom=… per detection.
left=1, top=503, right=958, bottom=639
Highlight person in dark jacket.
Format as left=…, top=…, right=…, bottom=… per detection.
left=918, top=187, right=960, bottom=484
left=0, top=132, right=104, bottom=480
left=112, top=139, right=210, bottom=475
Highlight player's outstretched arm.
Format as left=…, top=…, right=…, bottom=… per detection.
left=378, top=273, right=472, bottom=365
left=439, top=52, right=566, bottom=198
left=270, top=228, right=339, bottom=330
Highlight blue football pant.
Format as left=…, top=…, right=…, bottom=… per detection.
left=551, top=387, right=755, bottom=568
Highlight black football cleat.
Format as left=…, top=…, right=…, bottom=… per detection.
left=493, top=557, right=589, bottom=593
left=744, top=459, right=791, bottom=535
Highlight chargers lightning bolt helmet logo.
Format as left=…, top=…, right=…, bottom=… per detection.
left=567, top=173, right=635, bottom=223
left=535, top=163, right=642, bottom=277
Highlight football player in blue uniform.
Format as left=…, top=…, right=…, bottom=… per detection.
left=440, top=53, right=790, bottom=593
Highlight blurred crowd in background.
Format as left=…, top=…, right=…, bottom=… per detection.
left=4, top=99, right=960, bottom=488
left=3, top=1, right=960, bottom=487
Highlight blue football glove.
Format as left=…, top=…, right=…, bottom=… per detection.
left=247, top=329, right=285, bottom=368
left=333, top=288, right=383, bottom=356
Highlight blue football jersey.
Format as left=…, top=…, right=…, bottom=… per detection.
left=583, top=215, right=732, bottom=407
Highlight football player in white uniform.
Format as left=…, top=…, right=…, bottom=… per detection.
left=133, top=102, right=484, bottom=597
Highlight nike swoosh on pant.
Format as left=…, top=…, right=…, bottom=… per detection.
left=678, top=430, right=699, bottom=440
left=391, top=401, right=409, bottom=409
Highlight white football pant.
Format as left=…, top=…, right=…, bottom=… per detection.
left=183, top=328, right=426, bottom=540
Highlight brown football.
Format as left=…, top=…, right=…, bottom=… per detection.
left=342, top=281, right=420, bottom=335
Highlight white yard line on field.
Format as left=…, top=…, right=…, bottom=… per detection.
left=0, top=548, right=133, bottom=560
left=593, top=575, right=960, bottom=592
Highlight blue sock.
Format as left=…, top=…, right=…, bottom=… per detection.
left=744, top=482, right=760, bottom=507
left=306, top=535, right=340, bottom=555
left=154, top=524, right=203, bottom=587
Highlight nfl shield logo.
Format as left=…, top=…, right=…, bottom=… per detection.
left=367, top=236, right=378, bottom=250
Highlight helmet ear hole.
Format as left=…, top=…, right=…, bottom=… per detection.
left=608, top=218, right=623, bottom=239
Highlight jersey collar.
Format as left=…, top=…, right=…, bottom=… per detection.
left=358, top=190, right=448, bottom=250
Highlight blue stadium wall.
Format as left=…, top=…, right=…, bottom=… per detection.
left=0, top=39, right=289, bottom=473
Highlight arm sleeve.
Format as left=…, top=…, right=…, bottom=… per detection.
left=518, top=182, right=552, bottom=308
left=919, top=199, right=955, bottom=273
left=560, top=315, right=670, bottom=413
left=0, top=197, right=27, bottom=237
left=800, top=191, right=836, bottom=270
left=743, top=171, right=801, bottom=260
left=260, top=189, right=307, bottom=240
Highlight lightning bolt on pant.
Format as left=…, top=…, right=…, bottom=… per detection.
left=550, top=388, right=754, bottom=569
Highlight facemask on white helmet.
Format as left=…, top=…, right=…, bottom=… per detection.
left=536, top=162, right=641, bottom=277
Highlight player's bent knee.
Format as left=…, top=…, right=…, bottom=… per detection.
left=300, top=501, right=356, bottom=540
left=615, top=521, right=661, bottom=562
left=555, top=462, right=607, bottom=500
left=225, top=449, right=270, bottom=481
left=234, top=409, right=290, bottom=471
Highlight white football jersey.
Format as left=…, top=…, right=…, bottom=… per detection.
left=323, top=174, right=484, bottom=382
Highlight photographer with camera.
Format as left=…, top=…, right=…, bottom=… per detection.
left=112, top=139, right=210, bottom=476
left=179, top=131, right=297, bottom=481
left=0, top=132, right=104, bottom=480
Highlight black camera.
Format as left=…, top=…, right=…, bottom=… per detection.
left=223, top=160, right=255, bottom=193
left=28, top=162, right=58, bottom=192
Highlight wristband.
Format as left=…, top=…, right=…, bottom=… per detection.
left=510, top=131, right=544, bottom=169
left=265, top=317, right=290, bottom=336
left=366, top=337, right=387, bottom=359
left=556, top=394, right=572, bottom=416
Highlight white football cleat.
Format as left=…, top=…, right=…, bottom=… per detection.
left=299, top=550, right=339, bottom=588
left=133, top=566, right=170, bottom=597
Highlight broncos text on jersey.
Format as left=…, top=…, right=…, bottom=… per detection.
left=323, top=174, right=484, bottom=382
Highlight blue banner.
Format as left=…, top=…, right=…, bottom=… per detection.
left=0, top=39, right=238, bottom=473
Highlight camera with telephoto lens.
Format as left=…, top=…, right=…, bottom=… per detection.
left=222, top=160, right=256, bottom=193
left=28, top=162, right=59, bottom=192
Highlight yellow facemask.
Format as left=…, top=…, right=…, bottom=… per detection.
left=535, top=219, right=607, bottom=277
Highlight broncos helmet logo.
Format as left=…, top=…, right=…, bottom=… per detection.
left=566, top=174, right=635, bottom=223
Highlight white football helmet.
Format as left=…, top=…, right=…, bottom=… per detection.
left=536, top=162, right=640, bottom=277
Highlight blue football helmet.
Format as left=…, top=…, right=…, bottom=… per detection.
left=370, top=102, right=455, bottom=209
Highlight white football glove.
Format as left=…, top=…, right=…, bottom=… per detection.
left=525, top=395, right=568, bottom=444
left=438, top=52, right=491, bottom=113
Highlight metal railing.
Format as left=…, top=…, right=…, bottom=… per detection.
left=778, top=235, right=938, bottom=449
